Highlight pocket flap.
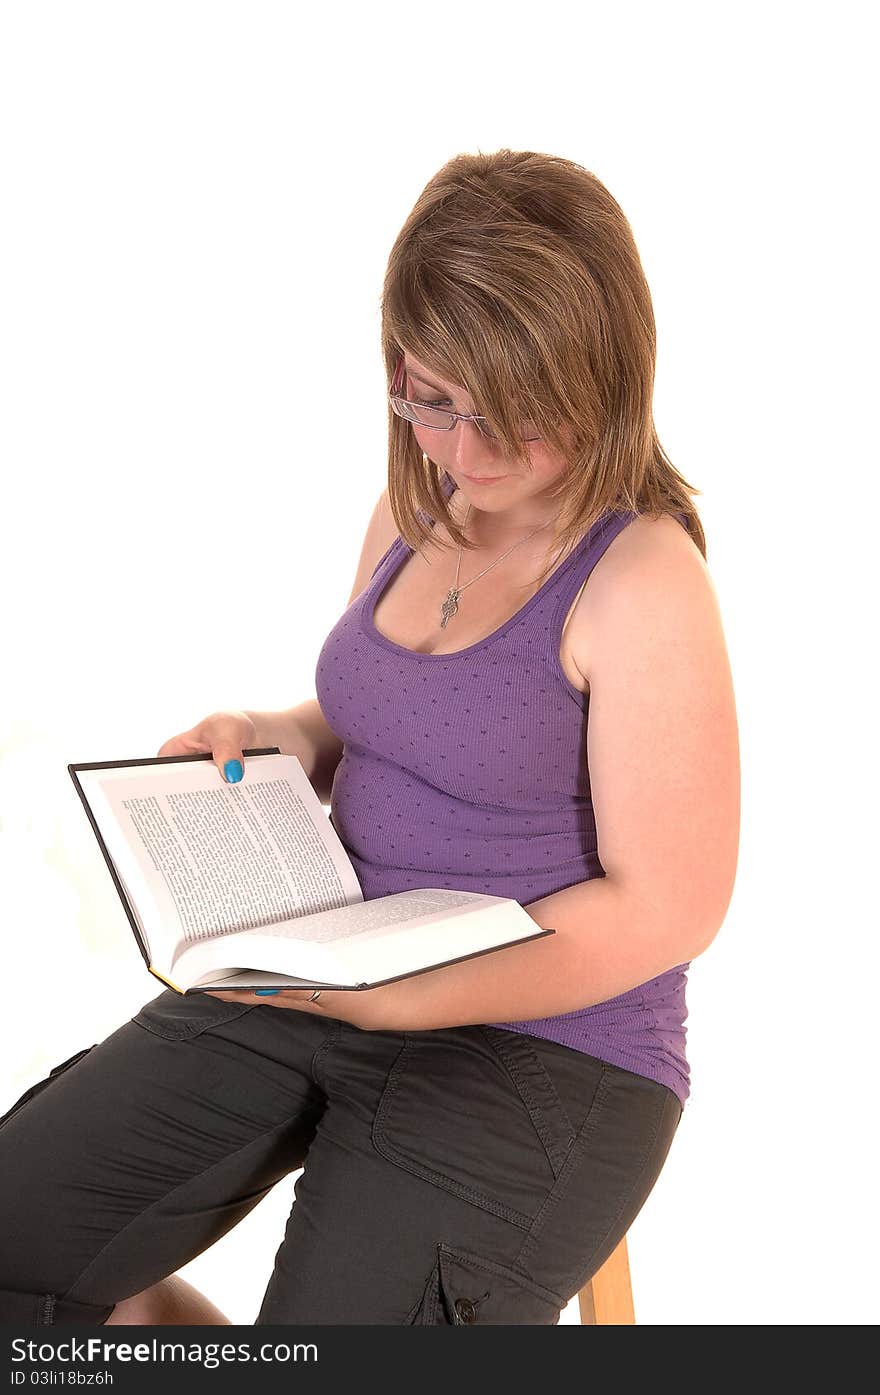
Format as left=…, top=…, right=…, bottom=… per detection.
left=131, top=989, right=257, bottom=1040
left=435, top=1242, right=562, bottom=1325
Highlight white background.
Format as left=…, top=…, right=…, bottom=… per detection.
left=1, top=1, right=876, bottom=1326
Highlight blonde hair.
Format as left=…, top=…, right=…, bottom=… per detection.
left=380, top=148, right=706, bottom=580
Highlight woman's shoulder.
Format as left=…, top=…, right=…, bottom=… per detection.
left=593, top=505, right=704, bottom=583
left=568, top=510, right=712, bottom=684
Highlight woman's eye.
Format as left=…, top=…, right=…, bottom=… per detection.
left=414, top=396, right=450, bottom=408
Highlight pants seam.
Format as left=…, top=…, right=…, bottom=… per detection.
left=63, top=1110, right=313, bottom=1306
left=513, top=1066, right=613, bottom=1272
left=309, top=1021, right=345, bottom=1094
left=517, top=1079, right=678, bottom=1283
left=573, top=1086, right=672, bottom=1281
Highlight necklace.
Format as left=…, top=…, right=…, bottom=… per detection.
left=439, top=499, right=558, bottom=630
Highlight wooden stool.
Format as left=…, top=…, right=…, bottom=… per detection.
left=577, top=1235, right=635, bottom=1324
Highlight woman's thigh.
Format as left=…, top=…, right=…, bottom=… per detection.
left=254, top=1022, right=683, bottom=1325
left=0, top=990, right=335, bottom=1325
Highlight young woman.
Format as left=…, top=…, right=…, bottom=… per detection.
left=0, top=149, right=739, bottom=1326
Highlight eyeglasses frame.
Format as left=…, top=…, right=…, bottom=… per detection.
left=388, top=353, right=543, bottom=444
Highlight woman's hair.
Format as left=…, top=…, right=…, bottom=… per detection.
left=380, top=148, right=706, bottom=577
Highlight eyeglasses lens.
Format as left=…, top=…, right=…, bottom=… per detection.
left=392, top=398, right=541, bottom=443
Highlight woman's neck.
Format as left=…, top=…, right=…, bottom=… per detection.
left=449, top=484, right=561, bottom=551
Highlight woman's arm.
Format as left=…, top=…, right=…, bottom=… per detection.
left=218, top=514, right=740, bottom=1031
left=369, top=517, right=739, bottom=1029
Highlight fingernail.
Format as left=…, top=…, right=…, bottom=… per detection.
left=224, top=759, right=243, bottom=783
left=255, top=988, right=280, bottom=996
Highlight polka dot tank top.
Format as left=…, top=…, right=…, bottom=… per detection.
left=315, top=474, right=690, bottom=1108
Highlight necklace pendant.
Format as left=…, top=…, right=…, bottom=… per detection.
left=440, top=588, right=461, bottom=629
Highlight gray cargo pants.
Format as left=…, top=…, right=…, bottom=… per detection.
left=0, top=989, right=682, bottom=1325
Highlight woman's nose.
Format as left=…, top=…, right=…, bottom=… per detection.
left=449, top=417, right=502, bottom=471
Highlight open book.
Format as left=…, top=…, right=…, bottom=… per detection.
left=68, top=749, right=554, bottom=995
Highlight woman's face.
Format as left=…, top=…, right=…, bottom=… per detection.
left=402, top=353, right=573, bottom=532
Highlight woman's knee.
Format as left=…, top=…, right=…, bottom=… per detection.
left=106, top=1276, right=231, bottom=1326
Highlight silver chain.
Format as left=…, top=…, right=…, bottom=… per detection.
left=440, top=500, right=556, bottom=630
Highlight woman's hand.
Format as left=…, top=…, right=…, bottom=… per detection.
left=204, top=987, right=322, bottom=1012
left=156, top=709, right=258, bottom=785
left=203, top=984, right=388, bottom=1030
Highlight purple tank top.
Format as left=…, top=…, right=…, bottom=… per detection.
left=315, top=474, right=690, bottom=1108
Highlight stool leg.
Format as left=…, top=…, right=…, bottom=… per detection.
left=578, top=1235, right=635, bottom=1325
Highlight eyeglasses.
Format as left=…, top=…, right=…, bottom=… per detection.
left=388, top=354, right=543, bottom=443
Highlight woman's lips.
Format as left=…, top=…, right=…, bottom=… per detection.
left=462, top=472, right=509, bottom=484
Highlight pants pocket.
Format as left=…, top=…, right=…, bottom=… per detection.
left=372, top=1027, right=605, bottom=1229
left=130, top=987, right=259, bottom=1040
left=478, top=1026, right=607, bottom=1176
left=0, top=1046, right=97, bottom=1131
left=408, top=1241, right=563, bottom=1325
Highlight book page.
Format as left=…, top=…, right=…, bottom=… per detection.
left=233, top=888, right=479, bottom=944
left=73, top=753, right=363, bottom=966
left=171, top=888, right=549, bottom=990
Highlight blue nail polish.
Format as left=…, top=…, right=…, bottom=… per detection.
left=255, top=988, right=280, bottom=996
left=224, top=759, right=243, bottom=783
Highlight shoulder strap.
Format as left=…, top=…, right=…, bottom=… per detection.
left=547, top=512, right=639, bottom=618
